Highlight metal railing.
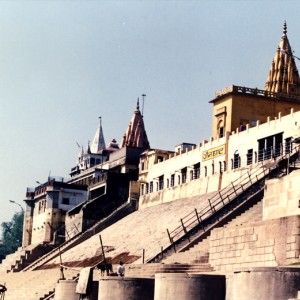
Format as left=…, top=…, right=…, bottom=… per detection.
left=163, top=144, right=299, bottom=255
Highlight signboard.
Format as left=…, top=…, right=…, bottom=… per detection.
left=202, top=144, right=226, bottom=161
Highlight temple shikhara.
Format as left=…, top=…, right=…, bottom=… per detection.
left=1, top=22, right=300, bottom=300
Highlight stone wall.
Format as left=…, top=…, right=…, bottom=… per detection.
left=263, top=169, right=300, bottom=220
left=209, top=215, right=300, bottom=271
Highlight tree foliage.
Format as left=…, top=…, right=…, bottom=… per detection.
left=0, top=211, right=24, bottom=262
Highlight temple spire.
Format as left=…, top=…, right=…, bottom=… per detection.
left=91, top=116, right=106, bottom=154
left=121, top=99, right=150, bottom=149
left=264, top=21, right=300, bottom=96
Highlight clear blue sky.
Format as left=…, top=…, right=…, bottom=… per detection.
left=1, top=0, right=300, bottom=231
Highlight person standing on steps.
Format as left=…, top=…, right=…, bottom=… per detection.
left=117, top=261, right=125, bottom=277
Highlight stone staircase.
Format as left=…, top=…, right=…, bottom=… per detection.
left=125, top=263, right=214, bottom=278
left=160, top=200, right=263, bottom=265
left=22, top=200, right=135, bottom=272
left=0, top=268, right=79, bottom=300
left=0, top=244, right=53, bottom=273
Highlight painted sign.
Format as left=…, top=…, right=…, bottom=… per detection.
left=202, top=144, right=225, bottom=161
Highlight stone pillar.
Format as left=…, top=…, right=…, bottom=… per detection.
left=98, top=277, right=154, bottom=300
left=55, top=279, right=80, bottom=300
left=154, top=273, right=225, bottom=300
left=229, top=267, right=300, bottom=300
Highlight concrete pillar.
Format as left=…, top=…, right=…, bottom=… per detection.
left=154, top=273, right=225, bottom=300
left=98, top=277, right=154, bottom=300
left=228, top=267, right=300, bottom=300
left=55, top=279, right=80, bottom=300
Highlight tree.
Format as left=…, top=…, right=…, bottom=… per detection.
left=0, top=211, right=24, bottom=262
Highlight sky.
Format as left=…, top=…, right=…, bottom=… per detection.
left=1, top=0, right=300, bottom=232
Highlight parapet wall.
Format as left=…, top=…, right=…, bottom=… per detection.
left=209, top=215, right=300, bottom=271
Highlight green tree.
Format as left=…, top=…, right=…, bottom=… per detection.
left=0, top=211, right=24, bottom=262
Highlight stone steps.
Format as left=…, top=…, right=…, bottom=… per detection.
left=0, top=268, right=79, bottom=300
left=160, top=200, right=263, bottom=265
left=124, top=263, right=214, bottom=278
left=0, top=244, right=52, bottom=273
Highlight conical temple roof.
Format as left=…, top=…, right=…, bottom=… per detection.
left=121, top=99, right=150, bottom=149
left=264, top=21, right=300, bottom=96
left=91, top=117, right=106, bottom=154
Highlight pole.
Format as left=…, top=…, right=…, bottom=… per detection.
left=141, top=94, right=146, bottom=117
left=58, top=246, right=65, bottom=280
left=99, top=235, right=108, bottom=275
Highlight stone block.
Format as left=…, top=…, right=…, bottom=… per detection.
left=286, top=250, right=298, bottom=259
left=264, top=246, right=274, bottom=254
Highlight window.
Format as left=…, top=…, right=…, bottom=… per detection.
left=159, top=175, right=164, bottom=190
left=190, top=170, right=194, bottom=181
left=171, top=174, right=175, bottom=187
left=233, top=151, right=240, bottom=169
left=285, top=137, right=292, bottom=154
left=247, top=149, right=253, bottom=165
left=181, top=168, right=187, bottom=184
left=219, top=126, right=224, bottom=138
left=141, top=185, right=144, bottom=195
left=150, top=182, right=153, bottom=193
left=219, top=161, right=223, bottom=173
left=157, top=156, right=164, bottom=163
left=62, top=198, right=70, bottom=205
left=194, top=163, right=200, bottom=179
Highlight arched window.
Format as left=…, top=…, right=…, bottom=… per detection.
left=217, top=120, right=224, bottom=138
left=233, top=150, right=240, bottom=169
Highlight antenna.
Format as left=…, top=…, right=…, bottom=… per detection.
left=141, top=94, right=146, bottom=117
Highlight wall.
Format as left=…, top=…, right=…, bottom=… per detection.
left=263, top=169, right=300, bottom=220
left=31, top=208, right=64, bottom=245
left=209, top=215, right=300, bottom=271
left=65, top=211, right=84, bottom=240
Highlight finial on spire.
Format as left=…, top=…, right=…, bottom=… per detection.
left=136, top=98, right=140, bottom=110
left=141, top=93, right=146, bottom=117
left=283, top=20, right=287, bottom=36
left=99, top=116, right=102, bottom=127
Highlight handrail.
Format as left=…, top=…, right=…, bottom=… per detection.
left=165, top=144, right=300, bottom=255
